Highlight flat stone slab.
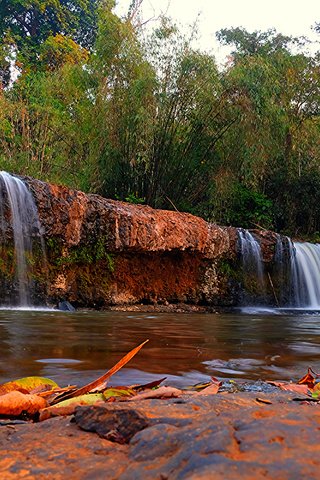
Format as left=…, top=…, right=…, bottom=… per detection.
left=1, top=392, right=320, bottom=479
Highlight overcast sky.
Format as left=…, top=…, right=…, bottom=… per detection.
left=115, top=0, right=319, bottom=60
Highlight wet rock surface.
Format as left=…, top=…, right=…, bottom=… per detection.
left=1, top=392, right=319, bottom=479
left=9, top=176, right=282, bottom=308
left=0, top=174, right=288, bottom=307
left=74, top=407, right=149, bottom=444
left=21, top=176, right=239, bottom=307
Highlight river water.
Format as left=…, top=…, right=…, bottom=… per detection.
left=0, top=309, right=319, bottom=388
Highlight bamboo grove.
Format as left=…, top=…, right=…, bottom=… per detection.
left=1, top=1, right=320, bottom=236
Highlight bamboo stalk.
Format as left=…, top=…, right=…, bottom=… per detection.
left=267, top=272, right=279, bottom=307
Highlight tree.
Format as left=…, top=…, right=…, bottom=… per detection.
left=216, top=27, right=298, bottom=58
left=94, top=15, right=235, bottom=211
left=0, top=0, right=98, bottom=84
left=214, top=27, right=320, bottom=233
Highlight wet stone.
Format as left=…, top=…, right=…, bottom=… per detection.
left=1, top=393, right=320, bottom=479
left=74, top=406, right=149, bottom=444
left=129, top=424, right=180, bottom=461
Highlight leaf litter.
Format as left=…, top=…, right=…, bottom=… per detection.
left=0, top=340, right=319, bottom=421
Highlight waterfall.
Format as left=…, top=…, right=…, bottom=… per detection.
left=239, top=232, right=320, bottom=309
left=290, top=242, right=320, bottom=309
left=0, top=172, right=46, bottom=307
left=238, top=229, right=265, bottom=294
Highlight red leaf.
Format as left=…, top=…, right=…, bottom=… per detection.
left=52, top=340, right=149, bottom=404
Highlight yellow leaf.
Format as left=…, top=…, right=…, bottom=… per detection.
left=40, top=393, right=105, bottom=421
left=0, top=376, right=59, bottom=396
left=103, top=387, right=135, bottom=399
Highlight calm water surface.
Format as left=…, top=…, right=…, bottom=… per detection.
left=0, top=309, right=319, bottom=387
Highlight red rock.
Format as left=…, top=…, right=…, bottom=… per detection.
left=0, top=175, right=285, bottom=308
left=0, top=393, right=319, bottom=479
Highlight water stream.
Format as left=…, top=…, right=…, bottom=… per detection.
left=238, top=229, right=266, bottom=299
left=290, top=242, right=320, bottom=309
left=239, top=231, right=320, bottom=309
left=0, top=175, right=319, bottom=386
left=0, top=172, right=46, bottom=307
left=0, top=310, right=319, bottom=387
left=238, top=229, right=265, bottom=284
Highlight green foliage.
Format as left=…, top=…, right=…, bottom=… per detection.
left=211, top=183, right=274, bottom=229
left=47, top=237, right=115, bottom=272
left=0, top=0, right=98, bottom=84
left=0, top=62, right=97, bottom=190
left=0, top=1, right=320, bottom=238
left=124, top=193, right=145, bottom=204
left=216, top=27, right=298, bottom=58
left=218, top=259, right=239, bottom=280
left=94, top=15, right=234, bottom=211
left=268, top=172, right=320, bottom=235
left=39, top=34, right=89, bottom=71
left=225, top=184, right=274, bottom=230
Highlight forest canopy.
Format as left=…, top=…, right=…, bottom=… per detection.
left=0, top=0, right=320, bottom=237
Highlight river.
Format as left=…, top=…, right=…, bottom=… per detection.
left=0, top=309, right=319, bottom=388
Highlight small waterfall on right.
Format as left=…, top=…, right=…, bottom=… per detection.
left=290, top=242, right=320, bottom=309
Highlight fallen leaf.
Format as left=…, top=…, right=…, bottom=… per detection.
left=132, top=377, right=167, bottom=392
left=0, top=391, right=47, bottom=417
left=128, top=386, right=182, bottom=401
left=51, top=340, right=149, bottom=404
left=310, top=382, right=320, bottom=399
left=197, top=383, right=220, bottom=395
left=184, top=381, right=213, bottom=391
left=256, top=397, right=273, bottom=404
left=39, top=393, right=105, bottom=421
left=103, top=387, right=136, bottom=399
left=39, top=406, right=78, bottom=421
left=0, top=377, right=59, bottom=396
left=267, top=381, right=309, bottom=395
left=39, top=385, right=77, bottom=400
left=297, top=368, right=316, bottom=389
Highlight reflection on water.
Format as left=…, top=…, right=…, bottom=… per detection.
left=0, top=310, right=319, bottom=387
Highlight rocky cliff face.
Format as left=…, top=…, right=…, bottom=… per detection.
left=0, top=175, right=287, bottom=308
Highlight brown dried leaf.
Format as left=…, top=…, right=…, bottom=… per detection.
left=128, top=386, right=182, bottom=401
left=267, top=381, right=309, bottom=395
left=297, top=368, right=316, bottom=389
left=39, top=405, right=78, bottom=422
left=0, top=391, right=47, bottom=417
left=39, top=385, right=78, bottom=400
left=52, top=340, right=149, bottom=404
left=131, top=377, right=167, bottom=392
left=256, top=397, right=273, bottom=405
left=197, top=382, right=220, bottom=395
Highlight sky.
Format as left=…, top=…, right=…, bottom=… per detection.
left=115, top=0, right=319, bottom=61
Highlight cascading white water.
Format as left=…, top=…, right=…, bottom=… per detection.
left=239, top=233, right=320, bottom=309
left=0, top=172, right=46, bottom=307
left=290, top=242, right=320, bottom=309
left=238, top=229, right=265, bottom=292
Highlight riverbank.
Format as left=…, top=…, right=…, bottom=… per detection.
left=1, top=391, right=318, bottom=479
left=95, top=302, right=220, bottom=313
